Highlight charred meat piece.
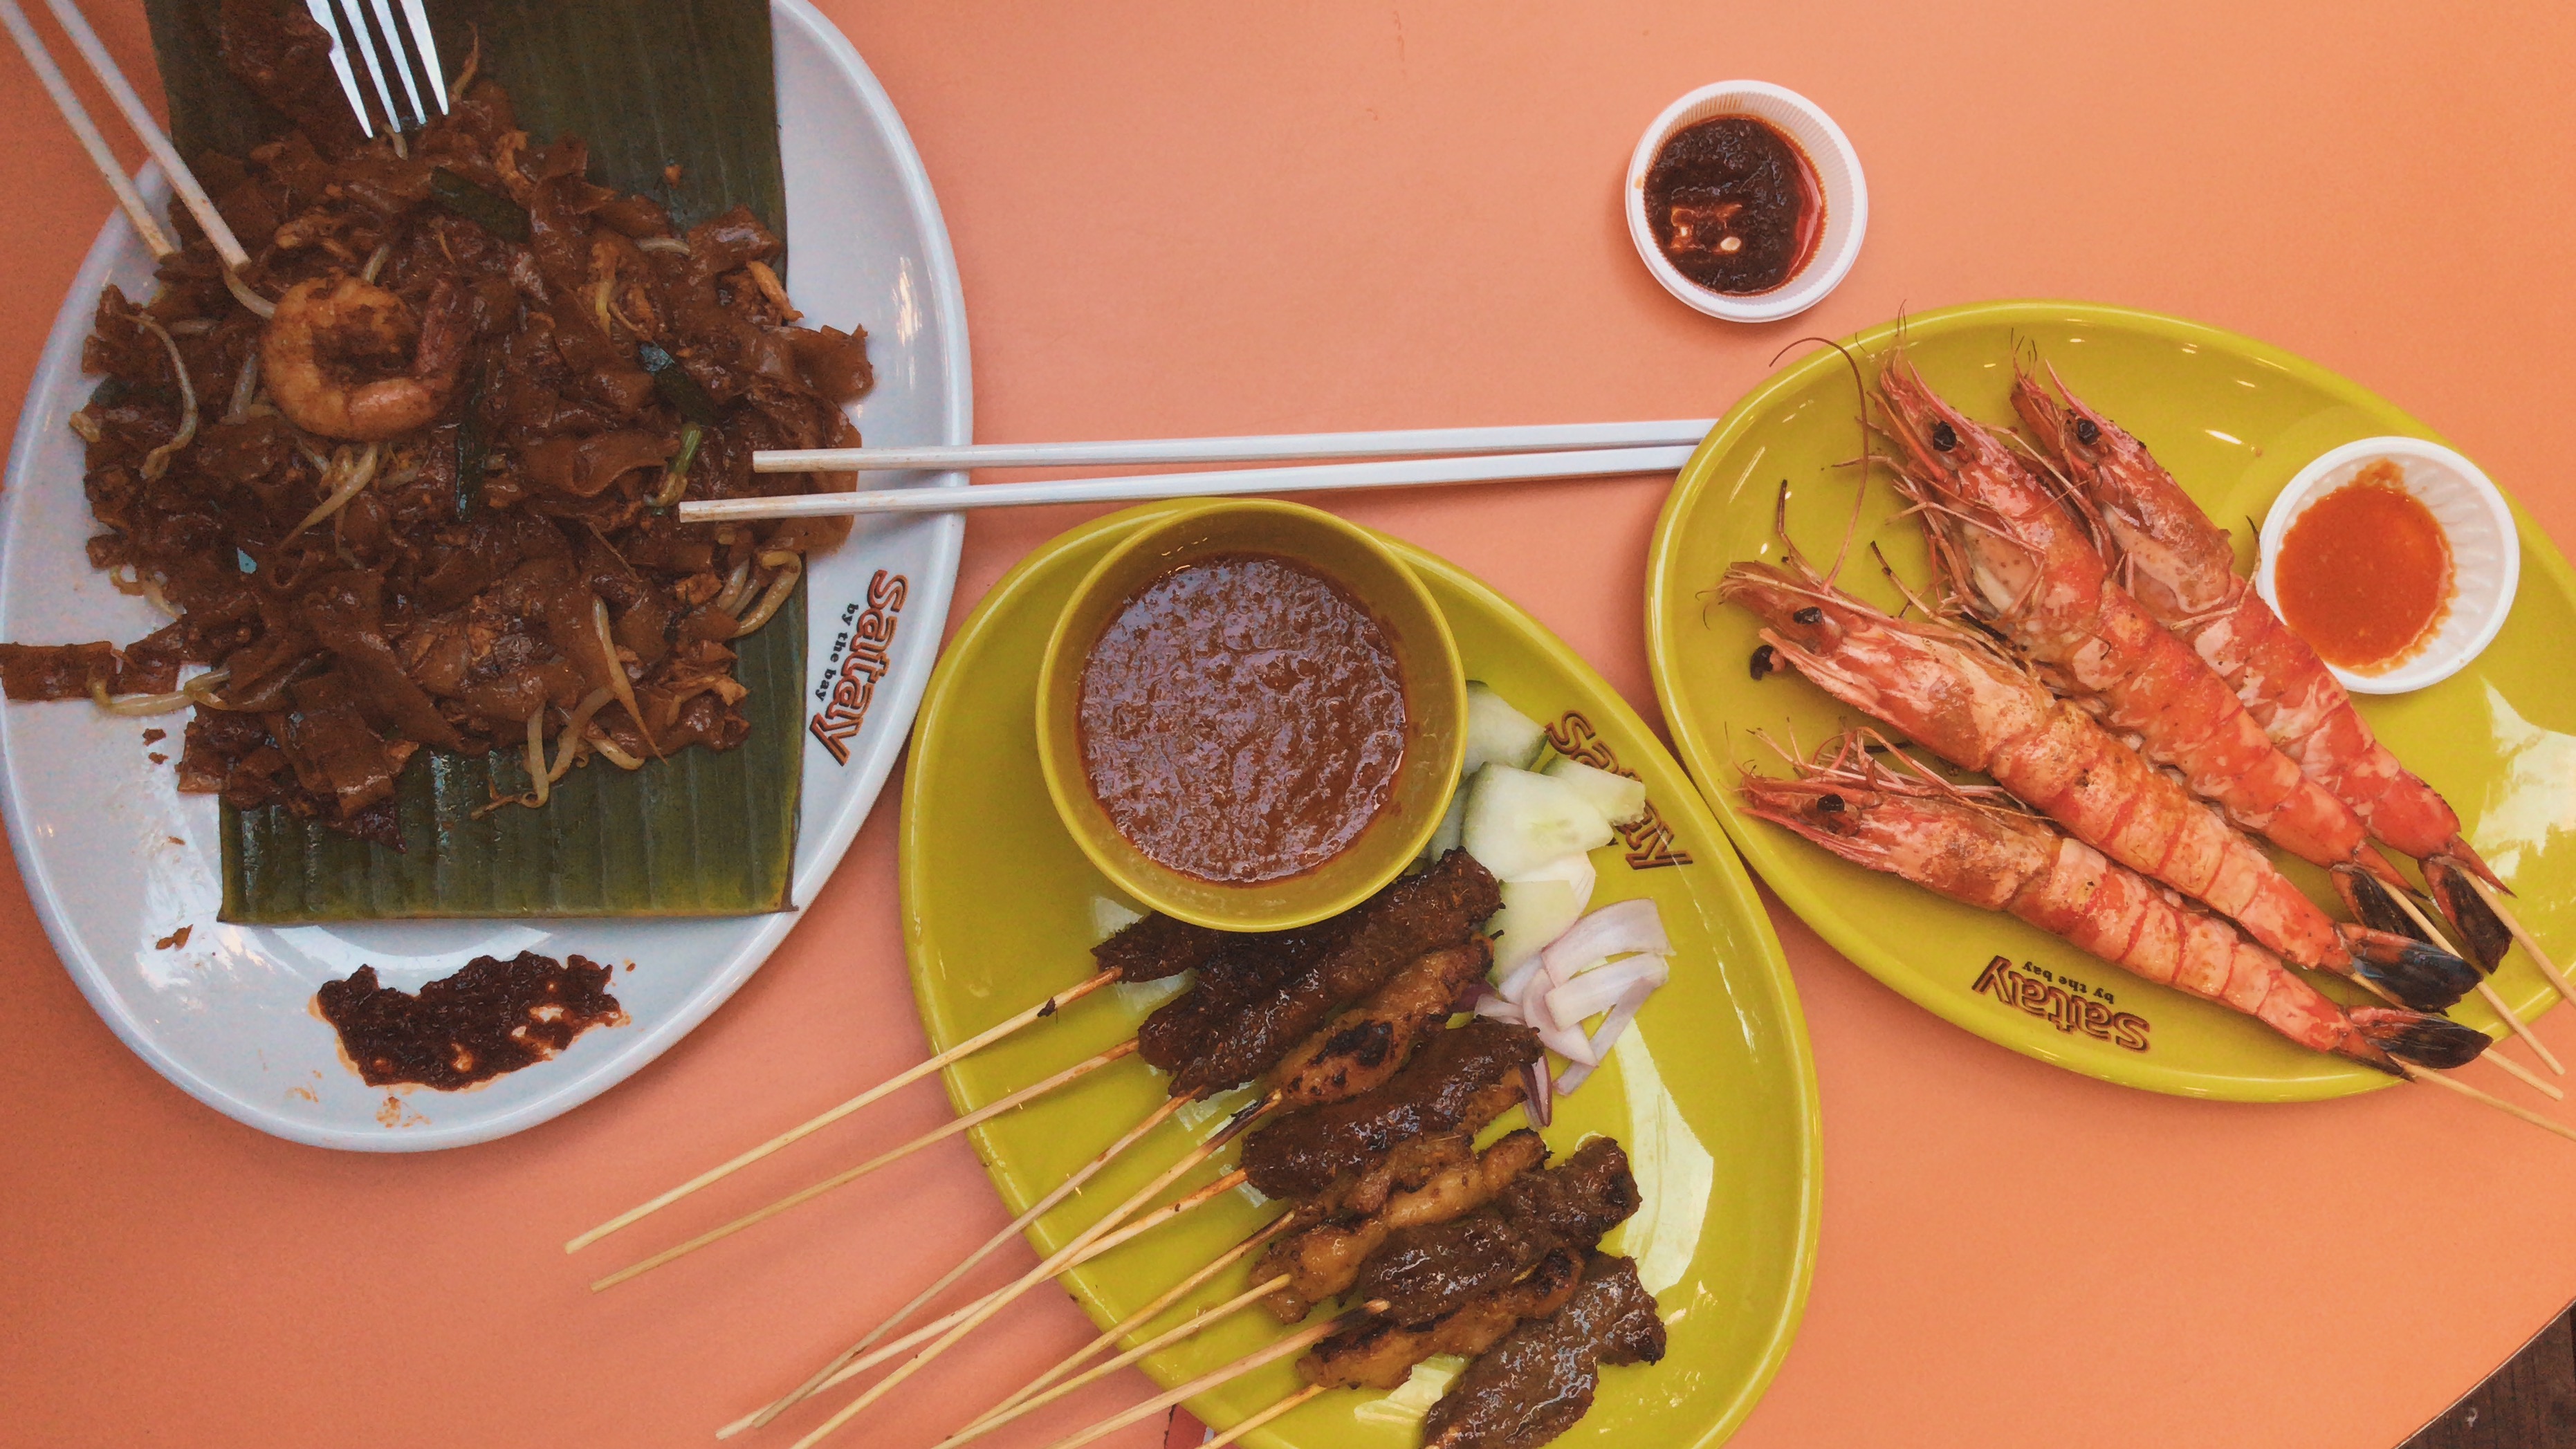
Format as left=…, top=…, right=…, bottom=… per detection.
left=1271, top=939, right=1492, bottom=1109
left=1090, top=912, right=1238, bottom=982
left=1422, top=1254, right=1666, bottom=1449
left=1143, top=851, right=1500, bottom=1098
left=1260, top=1129, right=1549, bottom=1322
left=1243, top=1018, right=1540, bottom=1200
left=1350, top=1138, right=1641, bottom=1325
left=1302, top=1248, right=1584, bottom=1392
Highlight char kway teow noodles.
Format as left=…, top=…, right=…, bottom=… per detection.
left=0, top=0, right=865, bottom=854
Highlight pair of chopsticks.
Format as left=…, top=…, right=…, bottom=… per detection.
left=4, top=0, right=249, bottom=269
left=683, top=421, right=1713, bottom=523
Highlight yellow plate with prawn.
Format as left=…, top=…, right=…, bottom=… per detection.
left=1646, top=299, right=2576, bottom=1102
left=899, top=504, right=1819, bottom=1449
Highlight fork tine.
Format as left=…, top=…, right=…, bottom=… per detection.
left=329, top=0, right=401, bottom=133
left=364, top=0, right=423, bottom=127
left=398, top=0, right=448, bottom=116
left=301, top=0, right=373, bottom=137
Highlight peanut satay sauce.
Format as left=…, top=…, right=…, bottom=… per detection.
left=1078, top=554, right=1408, bottom=885
left=1644, top=114, right=1823, bottom=295
left=2273, top=461, right=2454, bottom=670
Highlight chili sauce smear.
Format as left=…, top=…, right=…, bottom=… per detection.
left=1078, top=554, right=1408, bottom=885
left=1643, top=114, right=1823, bottom=294
left=2274, top=461, right=2454, bottom=671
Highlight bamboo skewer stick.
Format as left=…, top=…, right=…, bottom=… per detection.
left=2380, top=890, right=2566, bottom=1096
left=935, top=1274, right=1295, bottom=1449
left=2465, top=874, right=2576, bottom=1013
left=2473, top=979, right=2561, bottom=1076
left=569, top=968, right=1120, bottom=1253
left=748, top=421, right=1718, bottom=474
left=744, top=1093, right=1196, bottom=1432
left=1031, top=1310, right=1376, bottom=1449
left=1202, top=1383, right=1329, bottom=1449
left=973, top=1217, right=1297, bottom=1430
left=591, top=1040, right=1139, bottom=1292
left=744, top=1163, right=1258, bottom=1434
left=2403, top=1063, right=2576, bottom=1145
left=28, top=0, right=248, bottom=269
left=678, top=446, right=1700, bottom=524
left=785, top=1093, right=1282, bottom=1449
left=1, top=0, right=174, bottom=256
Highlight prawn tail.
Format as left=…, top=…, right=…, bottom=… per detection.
left=2348, top=1006, right=2492, bottom=1073
left=2424, top=858, right=2514, bottom=973
left=2436, top=838, right=2509, bottom=892
left=2335, top=923, right=2481, bottom=1013
left=2332, top=865, right=2427, bottom=943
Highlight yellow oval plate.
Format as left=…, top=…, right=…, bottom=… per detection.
left=1646, top=299, right=2576, bottom=1101
left=903, top=504, right=1819, bottom=1449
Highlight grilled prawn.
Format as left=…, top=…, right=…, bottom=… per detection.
left=1874, top=356, right=2408, bottom=894
left=1739, top=738, right=2490, bottom=1073
left=2011, top=369, right=2515, bottom=963
left=1724, top=555, right=2478, bottom=1010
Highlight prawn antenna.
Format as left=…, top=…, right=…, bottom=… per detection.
left=1766, top=334, right=1878, bottom=586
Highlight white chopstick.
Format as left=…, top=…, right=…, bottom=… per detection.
left=749, top=421, right=1715, bottom=474
left=678, top=444, right=1698, bottom=523
left=7, top=0, right=250, bottom=270
left=1, top=0, right=174, bottom=257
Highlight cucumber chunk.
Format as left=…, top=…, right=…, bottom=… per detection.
left=1487, top=852, right=1599, bottom=978
left=1462, top=764, right=1614, bottom=880
left=1419, top=782, right=1469, bottom=864
left=1540, top=755, right=1650, bottom=827
left=1462, top=681, right=1548, bottom=776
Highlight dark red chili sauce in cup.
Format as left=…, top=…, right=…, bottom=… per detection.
left=1643, top=115, right=1823, bottom=295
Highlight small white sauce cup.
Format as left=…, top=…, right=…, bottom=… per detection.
left=2254, top=436, right=2519, bottom=695
left=1624, top=80, right=1866, bottom=324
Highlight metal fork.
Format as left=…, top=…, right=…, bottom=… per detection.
left=305, top=0, right=448, bottom=137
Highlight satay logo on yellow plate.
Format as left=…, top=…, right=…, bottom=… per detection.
left=1972, top=955, right=2151, bottom=1051
left=1541, top=712, right=1692, bottom=870
left=809, top=570, right=910, bottom=764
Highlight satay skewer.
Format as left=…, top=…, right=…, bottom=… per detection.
left=569, top=968, right=1123, bottom=1253
left=785, top=1093, right=1283, bottom=1449
left=969, top=1217, right=1298, bottom=1430
left=591, top=1040, right=1138, bottom=1291
left=935, top=1273, right=1297, bottom=1449
left=1030, top=1307, right=1385, bottom=1449
left=742, top=1093, right=1199, bottom=1432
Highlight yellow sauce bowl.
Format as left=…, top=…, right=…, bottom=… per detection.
left=1035, top=499, right=1466, bottom=932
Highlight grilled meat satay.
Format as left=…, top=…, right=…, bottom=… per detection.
left=1260, top=1129, right=1549, bottom=1322
left=1140, top=851, right=1502, bottom=1098
left=1271, top=939, right=1493, bottom=1109
left=1349, top=1138, right=1640, bottom=1324
left=1422, top=1254, right=1666, bottom=1449
left=1244, top=1018, right=1541, bottom=1201
left=1091, top=913, right=1263, bottom=982
left=1300, top=1248, right=1585, bottom=1391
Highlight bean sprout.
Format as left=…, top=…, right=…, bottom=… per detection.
left=710, top=557, right=754, bottom=616
left=731, top=551, right=803, bottom=637
left=551, top=688, right=615, bottom=781
left=134, top=315, right=197, bottom=481
left=585, top=728, right=645, bottom=770
left=223, top=268, right=277, bottom=321
left=284, top=441, right=383, bottom=539
left=594, top=597, right=656, bottom=755
left=225, top=352, right=261, bottom=423
left=167, top=318, right=215, bottom=338
left=88, top=667, right=231, bottom=717
left=636, top=237, right=691, bottom=256
left=361, top=242, right=393, bottom=284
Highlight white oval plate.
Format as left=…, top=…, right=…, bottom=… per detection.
left=0, top=1, right=969, bottom=1151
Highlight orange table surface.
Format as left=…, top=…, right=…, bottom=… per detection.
left=7, top=3, right=2576, bottom=1447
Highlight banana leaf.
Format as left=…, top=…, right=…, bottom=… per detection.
left=138, top=0, right=804, bottom=920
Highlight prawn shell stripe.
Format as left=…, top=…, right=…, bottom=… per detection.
left=1971, top=955, right=2152, bottom=1051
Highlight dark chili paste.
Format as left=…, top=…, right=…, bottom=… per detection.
left=1643, top=115, right=1823, bottom=295
left=1078, top=553, right=1408, bottom=885
left=315, top=950, right=626, bottom=1089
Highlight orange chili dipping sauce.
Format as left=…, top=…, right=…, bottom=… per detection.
left=1077, top=554, right=1408, bottom=885
left=2274, top=461, right=2454, bottom=671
